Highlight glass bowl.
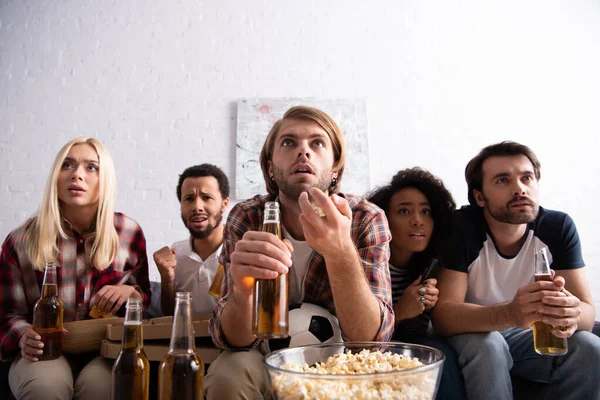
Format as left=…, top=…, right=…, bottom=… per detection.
left=264, top=342, right=444, bottom=400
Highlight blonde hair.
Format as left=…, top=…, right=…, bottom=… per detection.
left=23, top=137, right=119, bottom=271
left=259, top=106, right=346, bottom=196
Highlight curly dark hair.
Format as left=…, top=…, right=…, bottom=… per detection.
left=367, top=168, right=456, bottom=276
left=176, top=164, right=230, bottom=201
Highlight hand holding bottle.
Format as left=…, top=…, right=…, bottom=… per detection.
left=18, top=327, right=44, bottom=362
left=229, top=231, right=293, bottom=294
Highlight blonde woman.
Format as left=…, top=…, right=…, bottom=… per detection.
left=0, top=137, right=150, bottom=400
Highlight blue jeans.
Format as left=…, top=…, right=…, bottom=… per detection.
left=395, top=335, right=466, bottom=400
left=448, top=328, right=600, bottom=400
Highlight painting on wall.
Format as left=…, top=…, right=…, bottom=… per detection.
left=235, top=98, right=369, bottom=200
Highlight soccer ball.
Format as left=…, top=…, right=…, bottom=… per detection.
left=268, top=303, right=343, bottom=352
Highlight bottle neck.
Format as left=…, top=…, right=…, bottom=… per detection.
left=41, top=284, right=58, bottom=298
left=169, top=298, right=195, bottom=353
left=121, top=305, right=143, bottom=351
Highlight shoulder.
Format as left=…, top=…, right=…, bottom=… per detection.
left=341, top=193, right=385, bottom=218
left=2, top=223, right=29, bottom=251
left=340, top=193, right=391, bottom=243
left=224, top=194, right=275, bottom=237
left=532, top=207, right=578, bottom=242
left=229, top=194, right=273, bottom=215
left=534, top=207, right=574, bottom=230
left=226, top=194, right=274, bottom=227
left=113, top=212, right=144, bottom=235
left=171, top=237, right=192, bottom=254
left=454, top=205, right=487, bottom=238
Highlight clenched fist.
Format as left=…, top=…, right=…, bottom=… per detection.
left=154, top=246, right=176, bottom=282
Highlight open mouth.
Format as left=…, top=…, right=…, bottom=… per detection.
left=408, top=233, right=426, bottom=238
left=292, top=164, right=314, bottom=175
left=190, top=215, right=208, bottom=223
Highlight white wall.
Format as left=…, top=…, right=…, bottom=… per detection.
left=1, top=0, right=599, bottom=314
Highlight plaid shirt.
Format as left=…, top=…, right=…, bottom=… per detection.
left=0, top=212, right=151, bottom=361
left=209, top=194, right=393, bottom=350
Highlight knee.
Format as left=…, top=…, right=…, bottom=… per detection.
left=205, top=350, right=268, bottom=398
left=74, top=357, right=112, bottom=400
left=568, top=331, right=600, bottom=361
left=10, top=358, right=73, bottom=400
left=453, top=332, right=511, bottom=369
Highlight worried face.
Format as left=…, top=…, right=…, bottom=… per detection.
left=180, top=176, right=229, bottom=239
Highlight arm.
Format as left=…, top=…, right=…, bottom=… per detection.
left=93, top=220, right=152, bottom=315
left=432, top=267, right=561, bottom=336
left=153, top=246, right=176, bottom=316
left=0, top=233, right=35, bottom=361
left=299, top=189, right=393, bottom=341
left=208, top=202, right=293, bottom=350
left=539, top=214, right=595, bottom=334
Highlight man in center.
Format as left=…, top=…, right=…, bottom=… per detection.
left=206, top=105, right=394, bottom=399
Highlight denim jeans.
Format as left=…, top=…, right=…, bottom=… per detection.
left=448, top=327, right=600, bottom=400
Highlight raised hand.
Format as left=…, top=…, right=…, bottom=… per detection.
left=297, top=188, right=353, bottom=258
left=153, top=246, right=176, bottom=282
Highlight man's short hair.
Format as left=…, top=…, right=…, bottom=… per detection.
left=176, top=164, right=230, bottom=201
left=465, top=141, right=541, bottom=205
left=259, top=106, right=346, bottom=196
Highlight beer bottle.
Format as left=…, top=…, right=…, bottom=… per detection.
left=158, top=292, right=204, bottom=400
left=252, top=201, right=289, bottom=339
left=208, top=264, right=224, bottom=298
left=32, top=262, right=64, bottom=360
left=533, top=248, right=568, bottom=356
left=111, top=297, right=150, bottom=400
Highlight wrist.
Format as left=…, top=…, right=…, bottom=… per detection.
left=322, top=239, right=356, bottom=260
left=130, top=286, right=142, bottom=299
left=498, top=302, right=515, bottom=327
left=159, top=272, right=175, bottom=283
left=231, top=283, right=253, bottom=305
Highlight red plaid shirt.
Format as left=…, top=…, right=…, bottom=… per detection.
left=0, top=212, right=151, bottom=361
left=209, top=194, right=394, bottom=350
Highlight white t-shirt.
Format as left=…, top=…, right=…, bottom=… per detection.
left=171, top=237, right=221, bottom=316
left=449, top=206, right=584, bottom=306
left=282, top=226, right=313, bottom=304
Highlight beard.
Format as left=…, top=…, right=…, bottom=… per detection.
left=181, top=212, right=223, bottom=239
left=271, top=164, right=332, bottom=201
left=484, top=195, right=539, bottom=224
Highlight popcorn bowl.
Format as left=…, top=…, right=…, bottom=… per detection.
left=264, top=342, right=444, bottom=400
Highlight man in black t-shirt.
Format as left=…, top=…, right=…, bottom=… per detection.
left=432, top=141, right=600, bottom=399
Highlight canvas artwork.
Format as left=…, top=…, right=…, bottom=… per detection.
left=235, top=98, right=369, bottom=200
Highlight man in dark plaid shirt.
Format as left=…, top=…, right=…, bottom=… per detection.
left=205, top=106, right=393, bottom=399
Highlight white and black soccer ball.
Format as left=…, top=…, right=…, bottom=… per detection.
left=268, top=303, right=343, bottom=352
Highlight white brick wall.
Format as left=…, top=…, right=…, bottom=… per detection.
left=1, top=0, right=599, bottom=316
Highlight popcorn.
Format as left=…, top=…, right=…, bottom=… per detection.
left=312, top=203, right=326, bottom=217
left=270, top=349, right=438, bottom=400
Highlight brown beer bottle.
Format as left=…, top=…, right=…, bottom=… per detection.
left=111, top=297, right=150, bottom=400
left=252, top=201, right=289, bottom=339
left=533, top=247, right=568, bottom=356
left=158, top=292, right=204, bottom=400
left=32, top=262, right=64, bottom=360
left=208, top=264, right=224, bottom=298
